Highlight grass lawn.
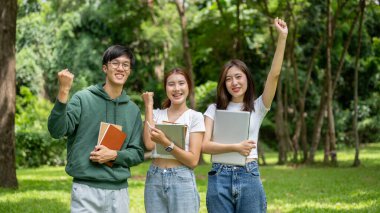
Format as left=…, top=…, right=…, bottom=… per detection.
left=1, top=143, right=379, bottom=212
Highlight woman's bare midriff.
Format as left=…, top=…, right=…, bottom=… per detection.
left=152, top=158, right=184, bottom=168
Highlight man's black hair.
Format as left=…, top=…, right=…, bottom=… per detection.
left=102, top=45, right=135, bottom=69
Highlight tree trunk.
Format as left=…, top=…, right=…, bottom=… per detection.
left=288, top=19, right=301, bottom=162
left=233, top=0, right=242, bottom=58
left=353, top=0, right=365, bottom=167
left=308, top=81, right=327, bottom=164
left=276, top=82, right=288, bottom=165
left=174, top=0, right=195, bottom=109
left=326, top=0, right=338, bottom=165
left=0, top=0, right=18, bottom=189
left=285, top=0, right=326, bottom=163
left=293, top=37, right=323, bottom=163
left=283, top=64, right=294, bottom=160
left=258, top=141, right=267, bottom=166
left=301, top=115, right=308, bottom=162
left=215, top=0, right=227, bottom=22
left=323, top=131, right=330, bottom=164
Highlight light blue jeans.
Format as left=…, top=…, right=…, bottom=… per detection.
left=206, top=161, right=267, bottom=213
left=144, top=164, right=200, bottom=213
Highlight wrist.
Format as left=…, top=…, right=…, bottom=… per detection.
left=145, top=104, right=153, bottom=110
left=165, top=141, right=175, bottom=152
left=161, top=138, right=172, bottom=147
left=111, top=150, right=118, bottom=161
left=278, top=34, right=287, bottom=40
left=59, top=86, right=71, bottom=93
left=231, top=144, right=240, bottom=152
left=57, top=89, right=70, bottom=103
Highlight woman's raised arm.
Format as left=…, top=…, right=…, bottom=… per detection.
left=262, top=17, right=288, bottom=108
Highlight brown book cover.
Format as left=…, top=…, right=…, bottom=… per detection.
left=98, top=123, right=127, bottom=167
left=98, top=122, right=122, bottom=144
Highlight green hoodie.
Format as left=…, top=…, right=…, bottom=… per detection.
left=48, top=83, right=144, bottom=190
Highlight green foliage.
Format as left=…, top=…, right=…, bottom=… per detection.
left=16, top=11, right=53, bottom=96
left=16, top=87, right=66, bottom=168
left=195, top=81, right=217, bottom=112
left=16, top=87, right=51, bottom=132
left=259, top=117, right=277, bottom=150
left=14, top=0, right=380, bottom=160
left=16, top=131, right=66, bottom=168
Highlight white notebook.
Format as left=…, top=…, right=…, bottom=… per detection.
left=211, top=110, right=250, bottom=166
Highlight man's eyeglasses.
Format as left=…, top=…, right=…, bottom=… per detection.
left=108, top=61, right=130, bottom=70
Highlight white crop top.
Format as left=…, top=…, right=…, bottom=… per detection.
left=152, top=108, right=205, bottom=159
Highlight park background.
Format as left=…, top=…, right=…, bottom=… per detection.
left=0, top=0, right=379, bottom=212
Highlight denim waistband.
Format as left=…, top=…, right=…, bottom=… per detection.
left=149, top=164, right=192, bottom=174
left=211, top=160, right=258, bottom=172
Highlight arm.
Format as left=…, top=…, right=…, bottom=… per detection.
left=57, top=69, right=74, bottom=103
left=142, top=92, right=156, bottom=151
left=201, top=116, right=255, bottom=156
left=47, top=69, right=80, bottom=138
left=149, top=127, right=203, bottom=169
left=262, top=17, right=288, bottom=108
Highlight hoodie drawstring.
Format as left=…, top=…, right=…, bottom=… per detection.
left=115, top=101, right=119, bottom=125
left=105, top=99, right=120, bottom=125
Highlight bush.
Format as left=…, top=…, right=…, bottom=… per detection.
left=16, top=131, right=66, bottom=168
left=16, top=86, right=66, bottom=168
left=195, top=81, right=217, bottom=112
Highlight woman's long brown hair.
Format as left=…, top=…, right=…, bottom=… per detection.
left=216, top=59, right=256, bottom=112
left=162, top=68, right=194, bottom=109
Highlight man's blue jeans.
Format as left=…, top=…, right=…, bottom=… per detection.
left=206, top=161, right=267, bottom=213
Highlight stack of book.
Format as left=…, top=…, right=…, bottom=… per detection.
left=97, top=122, right=127, bottom=167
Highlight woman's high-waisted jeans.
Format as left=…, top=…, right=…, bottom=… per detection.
left=206, top=161, right=267, bottom=213
left=144, top=164, right=200, bottom=213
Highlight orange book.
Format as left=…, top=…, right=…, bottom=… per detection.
left=98, top=122, right=127, bottom=167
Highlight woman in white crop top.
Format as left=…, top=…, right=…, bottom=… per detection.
left=142, top=68, right=205, bottom=213
left=202, top=18, right=288, bottom=213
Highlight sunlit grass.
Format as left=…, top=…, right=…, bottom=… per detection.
left=1, top=143, right=379, bottom=212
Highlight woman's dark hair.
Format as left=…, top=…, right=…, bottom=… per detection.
left=216, top=59, right=256, bottom=112
left=102, top=45, right=135, bottom=69
left=162, top=68, right=193, bottom=109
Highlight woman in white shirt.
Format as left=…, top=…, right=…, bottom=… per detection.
left=142, top=68, right=205, bottom=213
left=202, top=18, right=288, bottom=213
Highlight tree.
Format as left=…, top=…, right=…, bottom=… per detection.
left=0, top=0, right=18, bottom=188
left=286, top=0, right=324, bottom=163
left=308, top=0, right=360, bottom=164
left=353, top=0, right=366, bottom=167
left=325, top=0, right=337, bottom=165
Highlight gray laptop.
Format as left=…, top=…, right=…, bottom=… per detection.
left=211, top=110, right=250, bottom=166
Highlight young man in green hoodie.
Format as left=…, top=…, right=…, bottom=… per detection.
left=48, top=45, right=144, bottom=213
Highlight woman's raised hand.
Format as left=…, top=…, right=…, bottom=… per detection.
left=274, top=17, right=288, bottom=37
left=141, top=91, right=154, bottom=106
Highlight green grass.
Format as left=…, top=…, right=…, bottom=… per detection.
left=1, top=143, right=379, bottom=213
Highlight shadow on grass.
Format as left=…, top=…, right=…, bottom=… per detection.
left=0, top=198, right=69, bottom=213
